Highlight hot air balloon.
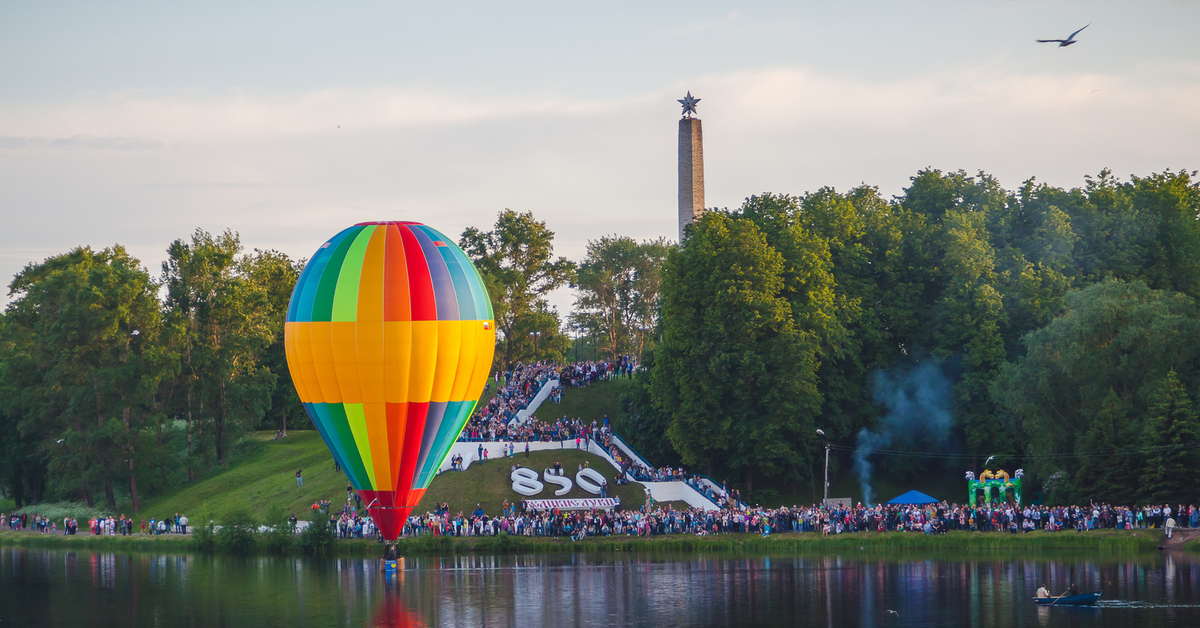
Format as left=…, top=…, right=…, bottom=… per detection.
left=284, top=221, right=495, bottom=540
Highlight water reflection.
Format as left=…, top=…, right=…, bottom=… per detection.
left=2, top=547, right=1200, bottom=627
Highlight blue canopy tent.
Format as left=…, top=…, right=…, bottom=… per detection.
left=887, top=490, right=940, bottom=505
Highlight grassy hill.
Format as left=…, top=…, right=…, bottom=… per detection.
left=415, top=448, right=646, bottom=515
left=531, top=377, right=631, bottom=424
left=122, top=376, right=970, bottom=522
left=133, top=431, right=349, bottom=523
left=131, top=430, right=644, bottom=524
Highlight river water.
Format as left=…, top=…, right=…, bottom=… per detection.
left=3, top=547, right=1200, bottom=627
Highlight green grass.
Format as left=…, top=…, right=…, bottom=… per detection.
left=2, top=525, right=1158, bottom=557
left=414, top=448, right=646, bottom=516
left=122, top=380, right=513, bottom=524
left=125, top=429, right=644, bottom=526
left=131, top=431, right=350, bottom=524
left=0, top=530, right=193, bottom=551
left=532, top=377, right=631, bottom=424
left=0, top=529, right=380, bottom=555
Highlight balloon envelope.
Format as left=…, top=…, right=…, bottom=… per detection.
left=284, top=221, right=494, bottom=539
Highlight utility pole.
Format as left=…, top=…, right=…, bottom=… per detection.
left=824, top=443, right=831, bottom=503
left=816, top=429, right=830, bottom=504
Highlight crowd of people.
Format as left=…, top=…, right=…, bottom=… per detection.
left=390, top=499, right=1200, bottom=542
left=458, top=358, right=634, bottom=444
left=333, top=510, right=378, bottom=539
left=467, top=362, right=560, bottom=435
left=4, top=512, right=188, bottom=535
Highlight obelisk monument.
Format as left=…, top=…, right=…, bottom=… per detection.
left=677, top=91, right=704, bottom=241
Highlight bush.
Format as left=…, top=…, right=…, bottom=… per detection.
left=191, top=520, right=216, bottom=553
left=260, top=505, right=296, bottom=555
left=0, top=498, right=15, bottom=513
left=298, top=515, right=335, bottom=556
left=215, top=508, right=258, bottom=555
left=482, top=532, right=522, bottom=553
left=14, top=501, right=108, bottom=521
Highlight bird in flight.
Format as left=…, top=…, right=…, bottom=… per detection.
left=1038, top=24, right=1089, bottom=47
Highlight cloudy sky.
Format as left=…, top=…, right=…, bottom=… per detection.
left=2, top=0, right=1198, bottom=311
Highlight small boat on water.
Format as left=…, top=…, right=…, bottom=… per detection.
left=1033, top=591, right=1102, bottom=606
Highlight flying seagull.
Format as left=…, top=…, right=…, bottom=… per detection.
left=1038, top=24, right=1088, bottom=47
left=887, top=610, right=899, bottom=617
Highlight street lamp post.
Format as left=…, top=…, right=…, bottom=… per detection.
left=816, top=429, right=830, bottom=504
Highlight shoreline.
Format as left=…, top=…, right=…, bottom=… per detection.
left=0, top=528, right=1175, bottom=556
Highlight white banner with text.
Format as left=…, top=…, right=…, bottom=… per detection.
left=524, top=498, right=617, bottom=511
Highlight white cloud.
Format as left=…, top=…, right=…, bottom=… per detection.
left=1, top=63, right=1198, bottom=309
left=0, top=135, right=164, bottom=150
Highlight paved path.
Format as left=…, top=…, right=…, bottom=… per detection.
left=1159, top=527, right=1199, bottom=551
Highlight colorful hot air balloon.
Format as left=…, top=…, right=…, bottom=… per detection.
left=283, top=221, right=494, bottom=540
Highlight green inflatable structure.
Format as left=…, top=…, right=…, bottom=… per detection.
left=966, top=469, right=1023, bottom=506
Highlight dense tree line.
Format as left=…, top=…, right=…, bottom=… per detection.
left=639, top=168, right=1200, bottom=505
left=0, top=230, right=303, bottom=509
left=3, top=168, right=1197, bottom=510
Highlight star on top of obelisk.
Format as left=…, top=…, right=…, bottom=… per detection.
left=678, top=91, right=700, bottom=118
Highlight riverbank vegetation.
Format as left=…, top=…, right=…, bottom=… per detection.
left=0, top=528, right=1161, bottom=557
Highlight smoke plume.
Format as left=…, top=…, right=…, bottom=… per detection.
left=852, top=362, right=954, bottom=506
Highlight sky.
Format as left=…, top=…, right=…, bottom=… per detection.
left=2, top=0, right=1199, bottom=312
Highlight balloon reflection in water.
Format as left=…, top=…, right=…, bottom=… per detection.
left=371, top=595, right=426, bottom=628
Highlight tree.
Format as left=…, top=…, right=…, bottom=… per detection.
left=615, top=349, right=679, bottom=466
left=460, top=210, right=575, bottom=367
left=1, top=246, right=172, bottom=510
left=652, top=212, right=820, bottom=496
left=1139, top=370, right=1200, bottom=504
left=1073, top=389, right=1135, bottom=504
left=993, top=279, right=1200, bottom=482
left=572, top=236, right=637, bottom=363
left=572, top=236, right=671, bottom=363
left=630, top=238, right=670, bottom=360
left=241, top=249, right=304, bottom=432
left=162, top=230, right=274, bottom=470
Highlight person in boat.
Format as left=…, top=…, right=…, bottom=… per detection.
left=1036, top=584, right=1050, bottom=598
left=385, top=543, right=398, bottom=561
left=1066, top=583, right=1079, bottom=596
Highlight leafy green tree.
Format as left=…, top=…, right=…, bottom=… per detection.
left=241, top=249, right=304, bottom=432
left=1139, top=370, right=1200, bottom=504
left=572, top=236, right=671, bottom=363
left=1073, top=389, right=1136, bottom=504
left=1, top=246, right=172, bottom=510
left=653, top=212, right=819, bottom=494
left=162, top=230, right=275, bottom=470
left=0, top=313, right=50, bottom=505
left=630, top=238, right=670, bottom=360
left=460, top=210, right=575, bottom=368
left=615, top=349, right=679, bottom=466
left=993, top=279, right=1200, bottom=482
left=572, top=236, right=638, bottom=363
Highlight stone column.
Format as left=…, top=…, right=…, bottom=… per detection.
left=678, top=117, right=705, bottom=242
